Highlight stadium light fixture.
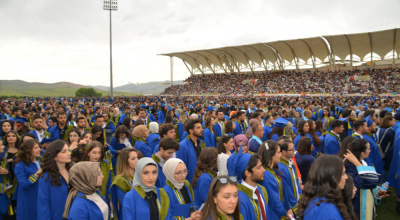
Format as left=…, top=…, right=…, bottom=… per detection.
left=103, top=0, right=117, bottom=97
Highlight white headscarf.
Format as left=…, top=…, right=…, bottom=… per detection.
left=162, top=158, right=185, bottom=189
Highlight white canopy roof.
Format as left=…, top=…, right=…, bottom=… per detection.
left=161, top=28, right=399, bottom=74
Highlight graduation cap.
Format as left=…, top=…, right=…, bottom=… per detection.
left=274, top=117, right=289, bottom=128
left=234, top=144, right=252, bottom=177
left=338, top=117, right=348, bottom=122
left=366, top=119, right=374, bottom=127
left=16, top=117, right=29, bottom=124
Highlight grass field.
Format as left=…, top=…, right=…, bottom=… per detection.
left=376, top=188, right=399, bottom=220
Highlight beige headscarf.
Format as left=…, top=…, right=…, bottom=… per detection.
left=132, top=125, right=148, bottom=140
left=62, top=162, right=100, bottom=219
left=162, top=158, right=185, bottom=189
left=245, top=119, right=261, bottom=139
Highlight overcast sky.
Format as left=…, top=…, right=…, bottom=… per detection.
left=0, top=0, right=399, bottom=87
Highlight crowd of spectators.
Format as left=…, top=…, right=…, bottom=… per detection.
left=161, top=68, right=400, bottom=95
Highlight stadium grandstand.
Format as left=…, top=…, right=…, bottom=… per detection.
left=160, top=28, right=400, bottom=96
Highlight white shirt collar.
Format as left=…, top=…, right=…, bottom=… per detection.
left=241, top=181, right=258, bottom=200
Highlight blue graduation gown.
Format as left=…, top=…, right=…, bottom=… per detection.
left=176, top=122, right=185, bottom=141
left=234, top=121, right=246, bottom=135
left=123, top=186, right=173, bottom=220
left=110, top=176, right=132, bottom=220
left=302, top=197, right=344, bottom=220
left=363, top=134, right=383, bottom=174
left=193, top=172, right=214, bottom=208
left=307, top=133, right=320, bottom=157
left=135, top=139, right=152, bottom=158
left=324, top=133, right=341, bottom=155
left=37, top=172, right=68, bottom=220
left=293, top=134, right=304, bottom=151
left=157, top=111, right=165, bottom=125
left=146, top=133, right=160, bottom=152
left=203, top=128, right=217, bottom=148
left=271, top=134, right=279, bottom=142
left=249, top=138, right=261, bottom=153
left=388, top=136, right=400, bottom=196
left=151, top=154, right=166, bottom=188
left=260, top=167, right=288, bottom=220
left=238, top=183, right=269, bottom=220
left=176, top=137, right=205, bottom=183
left=262, top=125, right=272, bottom=141
left=14, top=161, right=40, bottom=220
left=277, top=160, right=302, bottom=208
left=163, top=181, right=198, bottom=219
left=110, top=137, right=132, bottom=175
left=67, top=192, right=104, bottom=220
left=213, top=123, right=223, bottom=138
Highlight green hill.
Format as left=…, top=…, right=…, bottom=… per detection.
left=0, top=80, right=134, bottom=97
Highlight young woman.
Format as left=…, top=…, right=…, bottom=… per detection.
left=0, top=120, right=13, bottom=140
left=321, top=108, right=335, bottom=132
left=122, top=158, right=173, bottom=220
left=294, top=136, right=316, bottom=183
left=80, top=131, right=95, bottom=144
left=0, top=138, right=13, bottom=219
left=133, top=125, right=151, bottom=157
left=200, top=176, right=242, bottom=220
left=203, top=117, right=217, bottom=148
left=82, top=141, right=112, bottom=206
left=63, top=162, right=108, bottom=220
left=91, top=125, right=106, bottom=146
left=147, top=122, right=160, bottom=152
left=293, top=120, right=309, bottom=151
left=224, top=120, right=236, bottom=139
left=162, top=158, right=201, bottom=220
left=110, top=125, right=133, bottom=173
left=226, top=134, right=250, bottom=181
left=67, top=128, right=86, bottom=151
left=341, top=175, right=358, bottom=220
left=315, top=120, right=324, bottom=137
left=37, top=140, right=71, bottom=220
left=344, top=139, right=381, bottom=220
left=176, top=113, right=188, bottom=141
left=217, top=134, right=234, bottom=176
left=2, top=131, right=21, bottom=198
left=67, top=113, right=76, bottom=127
left=307, top=120, right=321, bottom=157
left=192, top=147, right=218, bottom=207
left=258, top=140, right=292, bottom=220
left=110, top=148, right=141, bottom=220
left=14, top=139, right=42, bottom=220
left=295, top=155, right=350, bottom=220
left=83, top=108, right=93, bottom=127
left=122, top=117, right=133, bottom=132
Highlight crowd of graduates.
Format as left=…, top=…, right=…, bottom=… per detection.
left=161, top=68, right=399, bottom=95
left=0, top=94, right=400, bottom=220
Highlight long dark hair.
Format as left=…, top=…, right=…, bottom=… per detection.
left=81, top=141, right=105, bottom=162
left=258, top=140, right=280, bottom=171
left=0, top=120, right=14, bottom=137
left=3, top=130, right=21, bottom=149
left=217, top=134, right=233, bottom=154
left=40, top=140, right=71, bottom=186
left=268, top=126, right=284, bottom=140
left=122, top=117, right=132, bottom=129
left=307, top=120, right=321, bottom=146
left=297, top=136, right=312, bottom=155
left=192, top=147, right=218, bottom=187
left=115, top=125, right=132, bottom=142
left=297, top=120, right=308, bottom=136
left=341, top=175, right=358, bottom=220
left=337, top=136, right=356, bottom=159
left=225, top=120, right=234, bottom=133
left=67, top=128, right=81, bottom=145
left=296, top=155, right=351, bottom=220
left=315, top=120, right=323, bottom=133
left=205, top=117, right=217, bottom=135
left=347, top=139, right=368, bottom=163
left=14, top=139, right=40, bottom=166
left=91, top=125, right=104, bottom=145
left=200, top=176, right=240, bottom=220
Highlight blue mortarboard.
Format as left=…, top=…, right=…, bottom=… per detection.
left=338, top=117, right=348, bottom=122
left=16, top=117, right=29, bottom=124
left=274, top=117, right=289, bottom=128
left=364, top=115, right=371, bottom=121
left=366, top=119, right=373, bottom=127
left=234, top=144, right=252, bottom=176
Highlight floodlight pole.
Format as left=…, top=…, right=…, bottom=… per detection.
left=109, top=9, right=113, bottom=97
left=170, top=56, right=174, bottom=86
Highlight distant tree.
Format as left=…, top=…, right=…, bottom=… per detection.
left=75, top=88, right=102, bottom=97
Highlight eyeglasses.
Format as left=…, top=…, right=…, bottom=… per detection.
left=286, top=148, right=295, bottom=152
left=174, top=169, right=188, bottom=176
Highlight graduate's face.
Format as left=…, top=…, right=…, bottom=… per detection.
left=55, top=144, right=71, bottom=164
left=250, top=159, right=265, bottom=183
left=88, top=146, right=102, bottom=162
left=128, top=151, right=138, bottom=170
left=31, top=144, right=41, bottom=158
left=211, top=118, right=216, bottom=126
left=96, top=167, right=104, bottom=187
left=272, top=146, right=282, bottom=165
left=83, top=134, right=93, bottom=143
left=58, top=115, right=67, bottom=125
left=77, top=119, right=86, bottom=128
left=302, top=122, right=310, bottom=133
left=214, top=184, right=238, bottom=216
left=69, top=132, right=80, bottom=143
left=223, top=138, right=234, bottom=152
left=361, top=143, right=371, bottom=160
left=338, top=166, right=348, bottom=190
left=0, top=140, right=4, bottom=153
left=174, top=162, right=188, bottom=183
left=352, top=185, right=357, bottom=199
left=159, top=148, right=175, bottom=161
left=6, top=133, right=17, bottom=144
left=166, top=129, right=176, bottom=139
left=2, top=122, right=12, bottom=133
left=95, top=132, right=102, bottom=139
left=141, top=165, right=158, bottom=187
left=119, top=133, right=126, bottom=139
left=139, top=110, right=146, bottom=118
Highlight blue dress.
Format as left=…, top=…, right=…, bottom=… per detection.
left=294, top=153, right=315, bottom=183
left=302, top=197, right=344, bottom=220
left=37, top=172, right=69, bottom=220
left=293, top=134, right=304, bottom=151
left=67, top=192, right=104, bottom=220
left=14, top=161, right=41, bottom=220
left=193, top=171, right=214, bottom=207
left=203, top=128, right=217, bottom=148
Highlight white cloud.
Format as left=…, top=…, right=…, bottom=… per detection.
left=0, top=0, right=399, bottom=87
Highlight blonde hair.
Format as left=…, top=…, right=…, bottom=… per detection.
left=116, top=148, right=139, bottom=179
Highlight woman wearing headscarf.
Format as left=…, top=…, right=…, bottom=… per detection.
left=147, top=122, right=160, bottom=153
left=123, top=157, right=173, bottom=220
left=133, top=125, right=151, bottom=157
left=226, top=134, right=251, bottom=182
left=162, top=158, right=201, bottom=220
left=62, top=162, right=108, bottom=220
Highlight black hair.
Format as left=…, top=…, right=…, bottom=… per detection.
left=242, top=154, right=260, bottom=181
left=330, top=119, right=344, bottom=129
left=185, top=119, right=201, bottom=133
left=353, top=119, right=366, bottom=131
left=159, top=137, right=180, bottom=151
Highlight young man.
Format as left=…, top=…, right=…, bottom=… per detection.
left=153, top=123, right=177, bottom=154
left=213, top=109, right=225, bottom=138
left=29, top=114, right=51, bottom=143
left=262, top=115, right=273, bottom=141
left=49, top=112, right=74, bottom=141
left=277, top=138, right=302, bottom=208
left=323, top=119, right=345, bottom=155
left=234, top=111, right=247, bottom=135
left=152, top=137, right=180, bottom=188
left=139, top=108, right=151, bottom=128
left=235, top=150, right=269, bottom=220
left=102, top=112, right=116, bottom=145
left=75, top=115, right=90, bottom=135
left=363, top=119, right=382, bottom=172
left=352, top=119, right=367, bottom=139
left=249, top=123, right=264, bottom=153
left=176, top=119, right=205, bottom=183
left=118, top=106, right=132, bottom=126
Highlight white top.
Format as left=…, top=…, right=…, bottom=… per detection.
left=217, top=153, right=230, bottom=176
left=35, top=130, right=44, bottom=143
